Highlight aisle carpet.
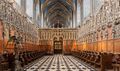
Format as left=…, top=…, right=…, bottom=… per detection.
left=24, top=55, right=96, bottom=71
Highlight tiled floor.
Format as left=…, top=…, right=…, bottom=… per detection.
left=24, top=55, right=96, bottom=71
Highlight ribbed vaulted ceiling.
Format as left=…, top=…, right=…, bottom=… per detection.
left=41, top=0, right=76, bottom=28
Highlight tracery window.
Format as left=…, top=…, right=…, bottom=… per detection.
left=83, top=0, right=90, bottom=18
left=15, top=0, right=21, bottom=6
left=94, top=0, right=102, bottom=10
left=26, top=0, right=33, bottom=17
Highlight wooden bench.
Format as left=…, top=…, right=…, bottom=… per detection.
left=88, top=54, right=96, bottom=64
left=112, top=64, right=120, bottom=71
left=0, top=53, right=9, bottom=71
left=72, top=51, right=113, bottom=71
left=112, top=54, right=120, bottom=71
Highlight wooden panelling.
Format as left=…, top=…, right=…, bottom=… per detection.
left=0, top=40, right=3, bottom=53
left=108, top=40, right=113, bottom=53
left=74, top=39, right=120, bottom=54
left=114, top=39, right=120, bottom=53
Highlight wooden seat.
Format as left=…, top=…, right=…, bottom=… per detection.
left=89, top=54, right=97, bottom=64
left=23, top=52, right=30, bottom=65
left=72, top=51, right=113, bottom=71
left=19, top=53, right=25, bottom=67
left=112, top=54, right=120, bottom=71
left=94, top=54, right=101, bottom=67
left=18, top=51, right=46, bottom=66
left=0, top=61, right=9, bottom=70
left=0, top=53, right=9, bottom=71
left=8, top=53, right=15, bottom=71
left=85, top=53, right=92, bottom=63
left=112, top=64, right=120, bottom=71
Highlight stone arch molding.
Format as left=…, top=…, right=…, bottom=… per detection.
left=53, top=35, right=64, bottom=41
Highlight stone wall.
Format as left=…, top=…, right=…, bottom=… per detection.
left=0, top=0, right=41, bottom=53
left=76, top=0, right=120, bottom=53
left=39, top=28, right=78, bottom=54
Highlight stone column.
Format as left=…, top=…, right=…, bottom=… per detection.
left=68, top=19, right=70, bottom=28
left=74, top=0, right=77, bottom=28
left=70, top=19, right=72, bottom=28
left=72, top=11, right=74, bottom=28
left=36, top=0, right=41, bottom=27
left=90, top=0, right=94, bottom=15
left=73, top=10, right=76, bottom=28
left=40, top=2, right=44, bottom=28
left=72, top=1, right=76, bottom=28
left=39, top=0, right=42, bottom=28
left=21, top=0, right=26, bottom=12
left=33, top=0, right=37, bottom=23
left=80, top=0, right=83, bottom=23
left=43, top=12, right=45, bottom=28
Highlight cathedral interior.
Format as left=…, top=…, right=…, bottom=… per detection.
left=0, top=0, right=120, bottom=71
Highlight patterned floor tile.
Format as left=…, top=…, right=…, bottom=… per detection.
left=24, top=54, right=96, bottom=71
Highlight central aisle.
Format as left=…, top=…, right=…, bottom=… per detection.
left=24, top=55, right=95, bottom=71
